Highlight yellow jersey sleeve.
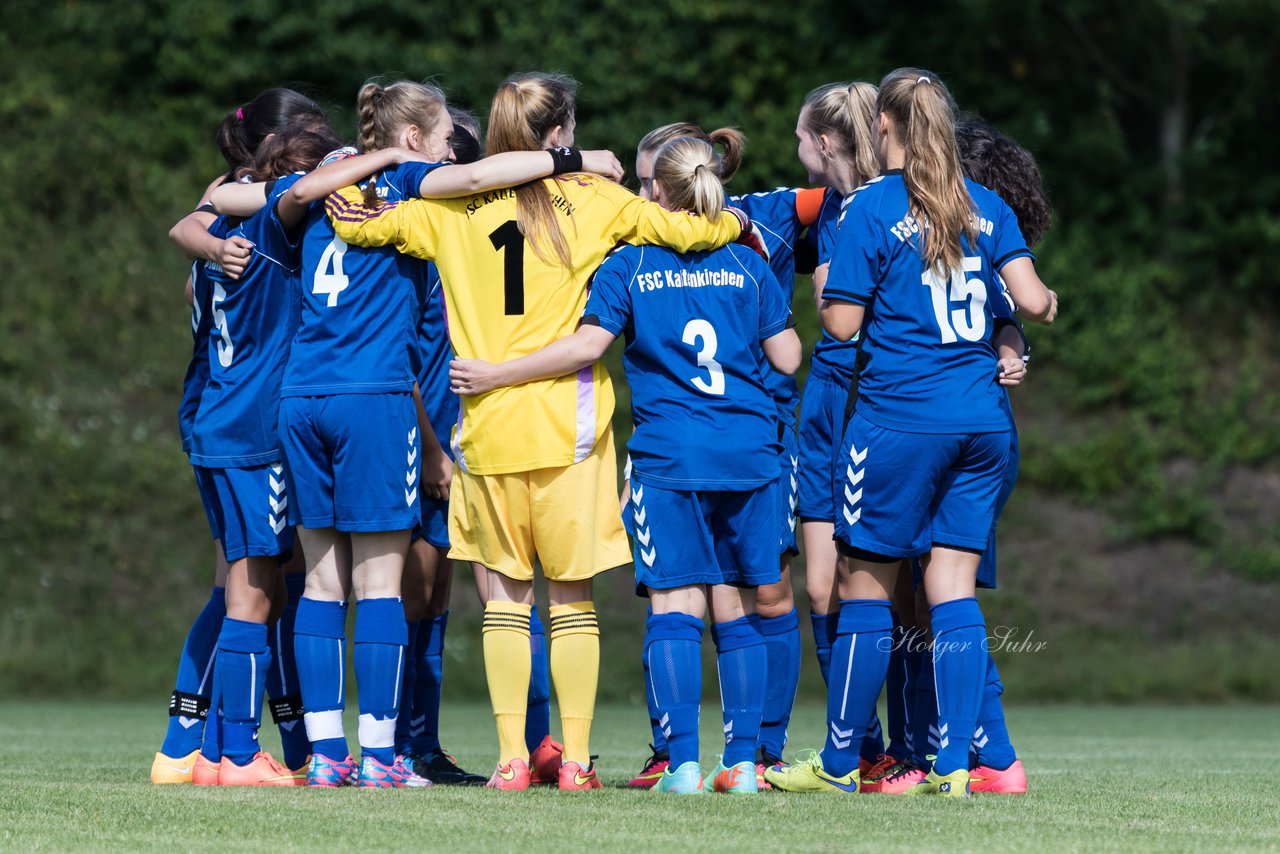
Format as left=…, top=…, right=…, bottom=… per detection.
left=325, top=185, right=445, bottom=260
left=580, top=176, right=744, bottom=252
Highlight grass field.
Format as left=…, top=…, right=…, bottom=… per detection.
left=2, top=701, right=1277, bottom=852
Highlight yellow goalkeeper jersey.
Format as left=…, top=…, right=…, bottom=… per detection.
left=326, top=174, right=743, bottom=475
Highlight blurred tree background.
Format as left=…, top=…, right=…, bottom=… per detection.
left=2, top=0, right=1278, bottom=703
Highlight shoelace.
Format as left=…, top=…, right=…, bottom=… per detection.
left=881, top=760, right=922, bottom=781
left=640, top=744, right=668, bottom=773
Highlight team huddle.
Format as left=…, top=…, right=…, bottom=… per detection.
left=151, top=65, right=1056, bottom=796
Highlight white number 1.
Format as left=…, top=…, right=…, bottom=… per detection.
left=314, top=236, right=350, bottom=307
left=921, top=255, right=986, bottom=343
left=681, top=318, right=725, bottom=396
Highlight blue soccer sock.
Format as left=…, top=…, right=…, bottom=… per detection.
left=641, top=606, right=669, bottom=754
left=161, top=586, right=225, bottom=757
left=525, top=604, right=552, bottom=752
left=295, top=597, right=350, bottom=761
left=809, top=611, right=836, bottom=685
left=757, top=609, right=800, bottom=761
left=265, top=572, right=308, bottom=770
left=898, top=625, right=926, bottom=762
left=884, top=618, right=911, bottom=761
left=973, top=653, right=1018, bottom=770
left=216, top=618, right=269, bottom=766
left=913, top=638, right=938, bottom=770
left=644, top=612, right=703, bottom=769
left=821, top=599, right=892, bottom=778
left=395, top=619, right=419, bottom=755
left=199, top=655, right=224, bottom=763
left=410, top=612, right=447, bottom=756
left=930, top=597, right=987, bottom=776
left=354, top=597, right=407, bottom=767
left=862, top=712, right=885, bottom=763
left=713, top=615, right=767, bottom=767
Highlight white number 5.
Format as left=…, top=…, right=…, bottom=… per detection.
left=921, top=255, right=987, bottom=343
left=681, top=318, right=725, bottom=396
left=314, top=236, right=350, bottom=307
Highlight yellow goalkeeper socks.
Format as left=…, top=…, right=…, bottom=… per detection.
left=549, top=601, right=600, bottom=766
left=483, top=600, right=533, bottom=764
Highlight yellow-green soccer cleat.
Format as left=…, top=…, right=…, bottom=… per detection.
left=904, top=768, right=971, bottom=798
left=705, top=758, right=758, bottom=794
left=762, top=750, right=859, bottom=794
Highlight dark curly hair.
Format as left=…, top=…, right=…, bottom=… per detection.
left=238, top=118, right=343, bottom=183
left=955, top=116, right=1053, bottom=248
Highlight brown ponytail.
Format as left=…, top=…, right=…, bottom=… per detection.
left=876, top=68, right=976, bottom=274
left=637, top=122, right=745, bottom=185
left=486, top=72, right=578, bottom=269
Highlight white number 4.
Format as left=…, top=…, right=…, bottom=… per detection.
left=921, top=255, right=987, bottom=343
left=314, top=236, right=350, bottom=307
left=681, top=318, right=726, bottom=396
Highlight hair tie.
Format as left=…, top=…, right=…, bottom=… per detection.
left=917, top=76, right=931, bottom=85
left=236, top=107, right=244, bottom=121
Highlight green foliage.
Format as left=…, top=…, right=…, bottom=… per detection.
left=2, top=0, right=1278, bottom=699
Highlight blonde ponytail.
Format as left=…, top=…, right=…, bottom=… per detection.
left=355, top=78, right=448, bottom=207
left=637, top=123, right=745, bottom=185
left=651, top=137, right=726, bottom=219
left=801, top=82, right=879, bottom=186
left=877, top=68, right=976, bottom=274
left=486, top=73, right=577, bottom=269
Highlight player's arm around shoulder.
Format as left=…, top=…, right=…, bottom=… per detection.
left=588, top=176, right=742, bottom=253
left=325, top=183, right=443, bottom=260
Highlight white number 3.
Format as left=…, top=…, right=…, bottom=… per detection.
left=314, top=236, right=350, bottom=307
left=681, top=318, right=726, bottom=396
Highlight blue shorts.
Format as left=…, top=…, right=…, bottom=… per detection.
left=413, top=495, right=450, bottom=549
left=834, top=413, right=1010, bottom=559
left=280, top=392, right=421, bottom=532
left=203, top=462, right=294, bottom=562
left=796, top=365, right=849, bottom=522
left=976, top=427, right=1020, bottom=589
left=630, top=481, right=781, bottom=593
left=192, top=464, right=222, bottom=542
left=778, top=425, right=799, bottom=556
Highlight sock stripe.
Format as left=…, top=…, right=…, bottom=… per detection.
left=275, top=621, right=287, bottom=693
left=483, top=620, right=533, bottom=633
left=550, top=619, right=599, bottom=630
left=550, top=616, right=599, bottom=629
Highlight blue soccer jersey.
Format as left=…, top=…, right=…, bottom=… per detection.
left=179, top=216, right=230, bottom=455
left=189, top=176, right=304, bottom=467
left=415, top=262, right=456, bottom=456
left=282, top=161, right=448, bottom=397
left=584, top=243, right=793, bottom=490
left=808, top=188, right=860, bottom=381
left=823, top=171, right=1033, bottom=434
left=729, top=188, right=813, bottom=427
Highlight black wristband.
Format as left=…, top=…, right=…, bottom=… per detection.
left=547, top=146, right=583, bottom=175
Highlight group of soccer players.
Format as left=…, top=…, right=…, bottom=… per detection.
left=151, top=64, right=1056, bottom=797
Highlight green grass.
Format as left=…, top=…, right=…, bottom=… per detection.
left=2, top=701, right=1278, bottom=852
